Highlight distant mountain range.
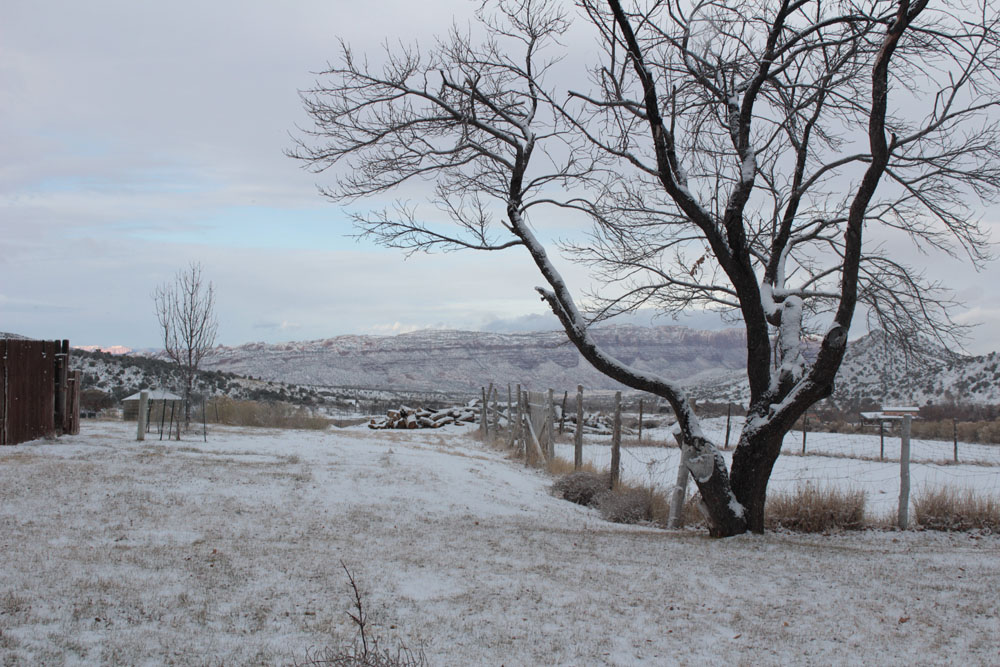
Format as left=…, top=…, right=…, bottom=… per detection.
left=197, top=325, right=1000, bottom=407
left=200, top=325, right=747, bottom=394
left=17, top=324, right=992, bottom=411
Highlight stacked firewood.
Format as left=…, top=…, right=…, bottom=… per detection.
left=564, top=413, right=637, bottom=436
left=368, top=404, right=478, bottom=430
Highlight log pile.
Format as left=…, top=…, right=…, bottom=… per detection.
left=368, top=404, right=478, bottom=430
left=564, top=413, right=637, bottom=436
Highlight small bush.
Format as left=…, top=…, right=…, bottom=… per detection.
left=914, top=487, right=1000, bottom=532
left=552, top=471, right=609, bottom=506
left=765, top=484, right=866, bottom=532
left=593, top=486, right=669, bottom=526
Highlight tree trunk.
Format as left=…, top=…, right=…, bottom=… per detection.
left=729, top=431, right=784, bottom=534
left=687, top=437, right=747, bottom=537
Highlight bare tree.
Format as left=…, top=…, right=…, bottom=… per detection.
left=153, top=262, right=218, bottom=427
left=290, top=0, right=1000, bottom=536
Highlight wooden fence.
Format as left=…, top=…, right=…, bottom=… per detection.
left=0, top=338, right=80, bottom=446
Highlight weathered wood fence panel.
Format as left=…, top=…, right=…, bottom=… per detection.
left=1, top=339, right=79, bottom=445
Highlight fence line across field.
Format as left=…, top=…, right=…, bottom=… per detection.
left=479, top=383, right=999, bottom=527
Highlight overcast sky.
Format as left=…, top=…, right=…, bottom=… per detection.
left=3, top=0, right=999, bottom=354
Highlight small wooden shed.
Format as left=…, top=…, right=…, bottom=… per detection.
left=121, top=389, right=182, bottom=421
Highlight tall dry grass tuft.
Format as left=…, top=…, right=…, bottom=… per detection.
left=593, top=483, right=672, bottom=527
left=914, top=487, right=1000, bottom=532
left=765, top=484, right=866, bottom=532
left=546, top=455, right=600, bottom=477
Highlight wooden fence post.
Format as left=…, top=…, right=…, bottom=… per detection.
left=802, top=415, right=808, bottom=454
left=610, top=391, right=621, bottom=489
left=667, top=428, right=690, bottom=529
left=638, top=399, right=644, bottom=443
left=724, top=404, right=732, bottom=449
left=898, top=415, right=912, bottom=530
left=559, top=391, right=568, bottom=434
left=136, top=391, right=148, bottom=441
left=507, top=384, right=515, bottom=448
left=953, top=418, right=958, bottom=463
left=546, top=388, right=555, bottom=459
left=880, top=421, right=885, bottom=461
left=480, top=386, right=488, bottom=438
left=514, top=385, right=528, bottom=463
left=574, top=385, right=584, bottom=471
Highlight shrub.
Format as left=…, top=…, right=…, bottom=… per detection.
left=552, top=471, right=609, bottom=507
left=914, top=488, right=1000, bottom=532
left=765, top=484, right=866, bottom=532
left=593, top=486, right=669, bottom=526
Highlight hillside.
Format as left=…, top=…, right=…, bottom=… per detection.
left=64, top=325, right=1000, bottom=412
left=200, top=325, right=748, bottom=393
left=688, top=330, right=1000, bottom=409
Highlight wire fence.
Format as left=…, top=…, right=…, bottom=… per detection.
left=553, top=413, right=1000, bottom=519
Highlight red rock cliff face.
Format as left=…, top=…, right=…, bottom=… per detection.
left=202, top=325, right=748, bottom=392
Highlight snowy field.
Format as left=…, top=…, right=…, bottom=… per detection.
left=1, top=421, right=998, bottom=665
left=565, top=417, right=1000, bottom=517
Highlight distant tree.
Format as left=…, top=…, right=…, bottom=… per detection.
left=291, top=0, right=1000, bottom=535
left=80, top=388, right=114, bottom=413
left=153, top=262, right=218, bottom=427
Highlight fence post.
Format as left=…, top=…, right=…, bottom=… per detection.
left=880, top=421, right=885, bottom=461
left=517, top=385, right=534, bottom=468
left=724, top=404, right=732, bottom=449
left=667, top=428, right=690, bottom=529
left=559, top=391, right=568, bottom=434
left=802, top=415, right=808, bottom=454
left=953, top=418, right=958, bottom=463
left=610, top=391, right=621, bottom=489
left=518, top=387, right=528, bottom=467
left=136, top=391, right=148, bottom=441
left=480, top=386, right=488, bottom=438
left=507, top=384, right=515, bottom=448
left=546, top=388, right=555, bottom=459
left=574, top=385, right=584, bottom=471
left=898, top=415, right=912, bottom=530
left=638, top=399, right=644, bottom=443
left=491, top=386, right=500, bottom=435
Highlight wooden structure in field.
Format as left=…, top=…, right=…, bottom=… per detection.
left=122, top=389, right=181, bottom=421
left=0, top=338, right=80, bottom=446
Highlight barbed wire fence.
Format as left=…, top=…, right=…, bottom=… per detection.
left=485, top=383, right=1000, bottom=526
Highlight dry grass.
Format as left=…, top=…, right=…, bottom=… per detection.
left=765, top=484, right=866, bottom=533
left=548, top=455, right=700, bottom=528
left=545, top=455, right=601, bottom=477
left=914, top=487, right=1000, bottom=532
left=205, top=396, right=330, bottom=430
left=593, top=483, right=673, bottom=527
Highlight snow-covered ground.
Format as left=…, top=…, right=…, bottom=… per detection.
left=1, top=421, right=998, bottom=665
left=565, top=418, right=1000, bottom=517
